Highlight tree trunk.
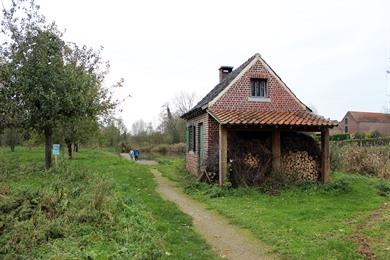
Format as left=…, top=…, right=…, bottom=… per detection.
left=67, top=142, right=72, bottom=159
left=73, top=143, right=79, bottom=152
left=44, top=127, right=52, bottom=170
left=8, top=127, right=17, bottom=152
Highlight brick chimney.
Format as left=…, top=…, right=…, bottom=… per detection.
left=219, top=66, right=233, bottom=82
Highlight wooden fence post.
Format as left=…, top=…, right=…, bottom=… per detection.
left=321, top=128, right=330, bottom=184
left=272, top=129, right=281, bottom=174
left=219, top=124, right=228, bottom=186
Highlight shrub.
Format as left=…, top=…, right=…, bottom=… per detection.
left=342, top=145, right=389, bottom=178
left=353, top=132, right=371, bottom=139
left=330, top=145, right=390, bottom=179
left=325, top=178, right=352, bottom=193
left=257, top=170, right=326, bottom=195
left=206, top=186, right=230, bottom=198
left=371, top=130, right=382, bottom=138
left=149, top=143, right=185, bottom=154
left=330, top=134, right=350, bottom=141
left=150, top=144, right=168, bottom=154
left=0, top=162, right=117, bottom=258
left=379, top=159, right=390, bottom=179
left=167, top=143, right=185, bottom=154
left=91, top=180, right=112, bottom=210
left=118, top=141, right=131, bottom=153
left=183, top=174, right=208, bottom=193
left=330, top=144, right=343, bottom=171
left=259, top=172, right=291, bottom=195
left=139, top=145, right=152, bottom=153
left=377, top=182, right=390, bottom=197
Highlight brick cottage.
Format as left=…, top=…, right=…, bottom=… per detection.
left=338, top=111, right=390, bottom=136
left=181, top=53, right=338, bottom=185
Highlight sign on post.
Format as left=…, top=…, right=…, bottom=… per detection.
left=52, top=144, right=60, bottom=165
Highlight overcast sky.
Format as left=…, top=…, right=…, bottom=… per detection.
left=3, top=0, right=390, bottom=130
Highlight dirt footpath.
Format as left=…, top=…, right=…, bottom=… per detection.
left=120, top=153, right=158, bottom=166
left=151, top=168, right=277, bottom=260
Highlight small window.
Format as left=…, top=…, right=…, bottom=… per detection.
left=187, top=125, right=196, bottom=152
left=251, top=79, right=267, bottom=98
left=344, top=126, right=348, bottom=133
left=344, top=117, right=348, bottom=125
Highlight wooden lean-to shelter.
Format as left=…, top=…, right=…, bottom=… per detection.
left=182, top=53, right=338, bottom=186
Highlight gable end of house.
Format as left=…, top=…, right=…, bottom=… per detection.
left=182, top=53, right=311, bottom=120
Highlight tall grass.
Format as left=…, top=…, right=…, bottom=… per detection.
left=331, top=144, right=390, bottom=179
left=0, top=159, right=164, bottom=258
left=0, top=147, right=216, bottom=259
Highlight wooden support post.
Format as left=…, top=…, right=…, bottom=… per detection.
left=321, top=128, right=330, bottom=184
left=272, top=129, right=281, bottom=174
left=219, top=124, right=228, bottom=186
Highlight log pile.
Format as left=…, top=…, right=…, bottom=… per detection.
left=228, top=132, right=272, bottom=186
left=195, top=131, right=321, bottom=186
left=281, top=132, right=321, bottom=159
left=198, top=169, right=218, bottom=183
left=226, top=131, right=321, bottom=186
left=243, top=153, right=259, bottom=167
left=281, top=151, right=320, bottom=182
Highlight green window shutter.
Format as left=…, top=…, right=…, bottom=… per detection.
left=185, top=126, right=189, bottom=152
left=199, top=123, right=205, bottom=160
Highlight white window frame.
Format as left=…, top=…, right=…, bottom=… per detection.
left=249, top=78, right=270, bottom=102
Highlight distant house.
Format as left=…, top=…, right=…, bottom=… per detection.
left=181, top=53, right=337, bottom=185
left=338, top=111, right=390, bottom=136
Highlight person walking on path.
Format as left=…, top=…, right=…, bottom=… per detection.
left=129, top=150, right=135, bottom=160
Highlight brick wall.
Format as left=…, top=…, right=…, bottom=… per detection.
left=185, top=113, right=207, bottom=176
left=206, top=115, right=220, bottom=172
left=329, top=126, right=343, bottom=135
left=185, top=113, right=221, bottom=176
left=211, top=59, right=305, bottom=112
left=358, top=122, right=390, bottom=136
left=338, top=114, right=358, bottom=135
left=337, top=113, right=390, bottom=136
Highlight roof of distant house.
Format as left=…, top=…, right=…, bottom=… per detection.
left=347, top=111, right=390, bottom=123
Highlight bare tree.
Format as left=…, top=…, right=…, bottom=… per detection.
left=172, top=91, right=197, bottom=115
left=131, top=119, right=147, bottom=135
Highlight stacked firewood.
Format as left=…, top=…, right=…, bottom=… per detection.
left=195, top=131, right=322, bottom=186
left=281, top=132, right=321, bottom=159
left=281, top=151, right=319, bottom=182
left=243, top=153, right=260, bottom=168
left=228, top=132, right=272, bottom=186
left=198, top=170, right=218, bottom=183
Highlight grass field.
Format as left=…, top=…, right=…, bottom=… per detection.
left=0, top=147, right=217, bottom=259
left=157, top=156, right=390, bottom=259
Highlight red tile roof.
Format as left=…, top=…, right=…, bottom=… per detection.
left=348, top=111, right=390, bottom=123
left=208, top=109, right=338, bottom=127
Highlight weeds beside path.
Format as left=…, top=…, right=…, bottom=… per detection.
left=0, top=148, right=217, bottom=259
